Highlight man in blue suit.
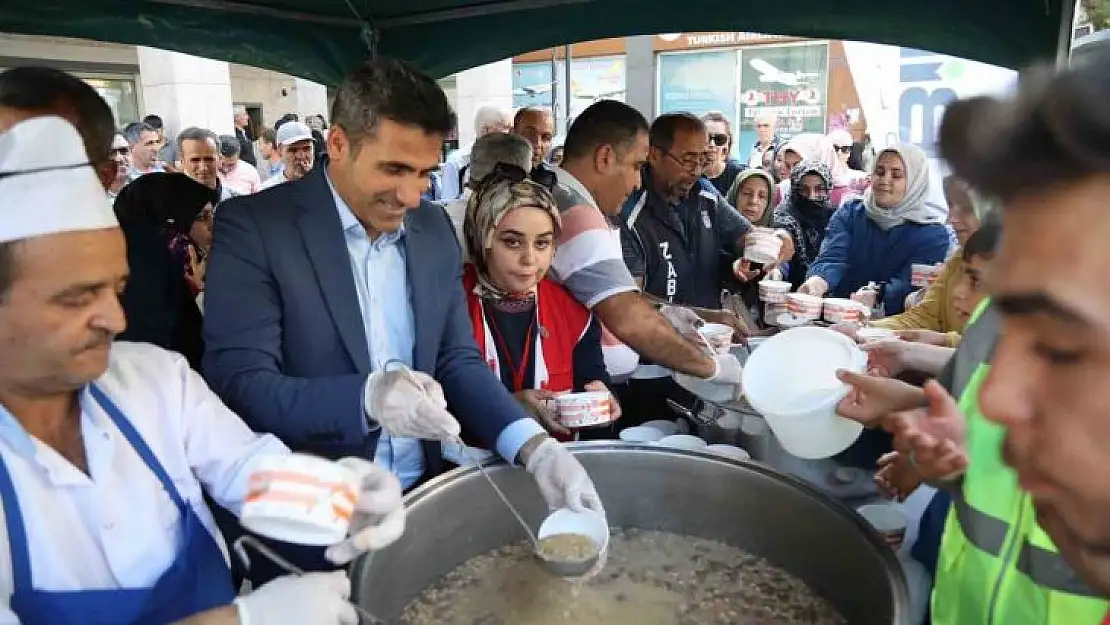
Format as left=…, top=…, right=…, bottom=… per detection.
left=203, top=57, right=603, bottom=579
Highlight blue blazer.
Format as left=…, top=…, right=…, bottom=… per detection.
left=202, top=165, right=531, bottom=473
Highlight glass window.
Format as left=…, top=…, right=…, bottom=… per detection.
left=656, top=50, right=739, bottom=156
left=83, top=76, right=141, bottom=127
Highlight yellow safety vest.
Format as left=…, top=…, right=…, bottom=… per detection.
left=932, top=301, right=1107, bottom=624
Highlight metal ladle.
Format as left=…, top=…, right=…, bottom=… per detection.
left=232, top=535, right=385, bottom=625
left=384, top=361, right=600, bottom=578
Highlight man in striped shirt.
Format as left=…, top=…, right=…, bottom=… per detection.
left=548, top=100, right=741, bottom=395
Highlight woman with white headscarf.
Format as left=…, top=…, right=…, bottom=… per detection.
left=797, top=144, right=950, bottom=315
left=772, top=133, right=863, bottom=208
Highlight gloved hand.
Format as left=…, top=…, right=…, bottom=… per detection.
left=658, top=304, right=704, bottom=335
left=235, top=571, right=357, bottom=625
left=325, top=457, right=406, bottom=565
left=364, top=367, right=460, bottom=440
left=706, top=353, right=742, bottom=386
left=524, top=437, right=605, bottom=517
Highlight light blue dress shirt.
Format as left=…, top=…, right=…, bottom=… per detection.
left=326, top=175, right=545, bottom=489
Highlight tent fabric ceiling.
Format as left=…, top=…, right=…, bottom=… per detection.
left=0, top=0, right=1068, bottom=86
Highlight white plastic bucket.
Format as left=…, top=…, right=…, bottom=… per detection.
left=741, top=327, right=867, bottom=459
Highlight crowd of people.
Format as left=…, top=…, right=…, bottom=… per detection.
left=0, top=46, right=1109, bottom=625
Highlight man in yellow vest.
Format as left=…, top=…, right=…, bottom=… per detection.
left=837, top=57, right=1110, bottom=622
left=935, top=55, right=1110, bottom=603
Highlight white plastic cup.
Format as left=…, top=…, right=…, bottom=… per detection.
left=619, top=426, right=665, bottom=443
left=656, top=434, right=709, bottom=450
left=554, top=391, right=615, bottom=429
left=764, top=303, right=789, bottom=325
left=744, top=227, right=784, bottom=265
left=857, top=327, right=897, bottom=343
left=241, top=454, right=361, bottom=546
left=699, top=322, right=734, bottom=354
left=823, top=298, right=867, bottom=324
left=786, top=292, right=824, bottom=321
left=537, top=508, right=610, bottom=568
left=857, top=503, right=908, bottom=549
left=758, top=279, right=791, bottom=304
left=911, top=263, right=941, bottom=288
left=741, top=327, right=867, bottom=459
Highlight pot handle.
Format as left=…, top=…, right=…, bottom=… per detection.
left=666, top=398, right=714, bottom=427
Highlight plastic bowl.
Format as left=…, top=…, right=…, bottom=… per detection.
left=705, top=444, right=751, bottom=461
left=656, top=434, right=709, bottom=451
left=535, top=508, right=610, bottom=578
left=553, top=391, right=615, bottom=429
left=741, top=327, right=867, bottom=459
left=640, top=419, right=681, bottom=436
left=240, top=453, right=360, bottom=546
left=618, top=426, right=665, bottom=443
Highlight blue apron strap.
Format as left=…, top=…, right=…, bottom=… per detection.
left=88, top=385, right=188, bottom=512
left=0, top=453, right=33, bottom=591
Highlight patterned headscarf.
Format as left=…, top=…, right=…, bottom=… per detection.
left=789, top=160, right=834, bottom=219
left=463, top=176, right=562, bottom=301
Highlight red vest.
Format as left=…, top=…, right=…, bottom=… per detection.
left=463, top=264, right=591, bottom=394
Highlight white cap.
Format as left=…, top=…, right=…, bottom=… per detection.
left=276, top=121, right=313, bottom=147
left=0, top=116, right=117, bottom=243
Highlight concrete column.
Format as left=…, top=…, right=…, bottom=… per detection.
left=137, top=47, right=234, bottom=140
left=453, top=59, right=513, bottom=148
left=624, top=35, right=657, bottom=120
left=294, top=78, right=329, bottom=119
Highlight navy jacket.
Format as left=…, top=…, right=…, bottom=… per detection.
left=807, top=200, right=949, bottom=315
left=202, top=165, right=532, bottom=470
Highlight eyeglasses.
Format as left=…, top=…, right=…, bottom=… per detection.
left=709, top=133, right=729, bottom=147
left=662, top=150, right=711, bottom=173
left=834, top=145, right=852, bottom=154
left=478, top=161, right=557, bottom=190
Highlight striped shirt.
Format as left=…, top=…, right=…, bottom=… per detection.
left=549, top=167, right=640, bottom=379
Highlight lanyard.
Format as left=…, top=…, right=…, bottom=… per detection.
left=487, top=312, right=536, bottom=392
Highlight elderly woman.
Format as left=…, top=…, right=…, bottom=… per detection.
left=867, top=176, right=998, bottom=345
left=797, top=144, right=950, bottom=315
left=460, top=163, right=618, bottom=443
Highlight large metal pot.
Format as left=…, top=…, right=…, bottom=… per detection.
left=352, top=443, right=910, bottom=624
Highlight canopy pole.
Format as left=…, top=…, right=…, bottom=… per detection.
left=563, top=44, right=573, bottom=130
left=1056, top=0, right=1077, bottom=66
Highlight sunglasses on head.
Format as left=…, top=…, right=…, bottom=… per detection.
left=709, top=133, right=729, bottom=147
left=480, top=161, right=557, bottom=190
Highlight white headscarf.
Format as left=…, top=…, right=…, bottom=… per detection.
left=863, top=144, right=946, bottom=231
left=782, top=133, right=851, bottom=187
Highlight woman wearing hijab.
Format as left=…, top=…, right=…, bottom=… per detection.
left=774, top=133, right=864, bottom=209
left=113, top=172, right=215, bottom=369
left=865, top=176, right=998, bottom=345
left=726, top=168, right=775, bottom=226
left=797, top=144, right=950, bottom=315
left=460, top=164, right=618, bottom=446
left=770, top=161, right=836, bottom=291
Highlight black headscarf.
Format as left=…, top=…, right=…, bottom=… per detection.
left=113, top=172, right=215, bottom=239
left=788, top=160, right=834, bottom=232
left=771, top=160, right=835, bottom=289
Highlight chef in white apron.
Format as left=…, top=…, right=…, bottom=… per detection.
left=0, top=116, right=405, bottom=625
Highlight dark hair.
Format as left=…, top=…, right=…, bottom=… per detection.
left=513, top=106, right=552, bottom=130
left=142, top=114, right=164, bottom=130
left=650, top=112, right=706, bottom=152
left=0, top=67, right=115, bottom=162
left=330, top=57, right=456, bottom=148
left=176, top=126, right=219, bottom=151
left=940, top=59, right=1110, bottom=203
left=218, top=134, right=240, bottom=157
left=274, top=113, right=298, bottom=131
left=700, top=111, right=732, bottom=136
left=261, top=128, right=277, bottom=147
left=562, top=99, right=649, bottom=163
left=962, top=216, right=1003, bottom=261
left=123, top=121, right=156, bottom=146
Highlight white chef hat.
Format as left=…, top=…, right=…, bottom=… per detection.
left=0, top=116, right=118, bottom=244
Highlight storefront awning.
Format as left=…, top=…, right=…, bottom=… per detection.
left=0, top=0, right=1074, bottom=85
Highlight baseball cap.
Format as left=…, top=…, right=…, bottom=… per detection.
left=276, top=121, right=313, bottom=147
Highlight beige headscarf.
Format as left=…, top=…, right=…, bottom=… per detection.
left=463, top=177, right=562, bottom=300
left=863, top=144, right=947, bottom=230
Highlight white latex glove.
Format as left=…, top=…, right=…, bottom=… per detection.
left=658, top=304, right=704, bottom=335
left=707, top=353, right=743, bottom=386
left=325, top=457, right=406, bottom=565
left=364, top=367, right=460, bottom=440
left=524, top=437, right=605, bottom=517
left=798, top=275, right=829, bottom=297
left=235, top=572, right=357, bottom=625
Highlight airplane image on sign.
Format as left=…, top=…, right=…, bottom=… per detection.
left=749, top=58, right=816, bottom=87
